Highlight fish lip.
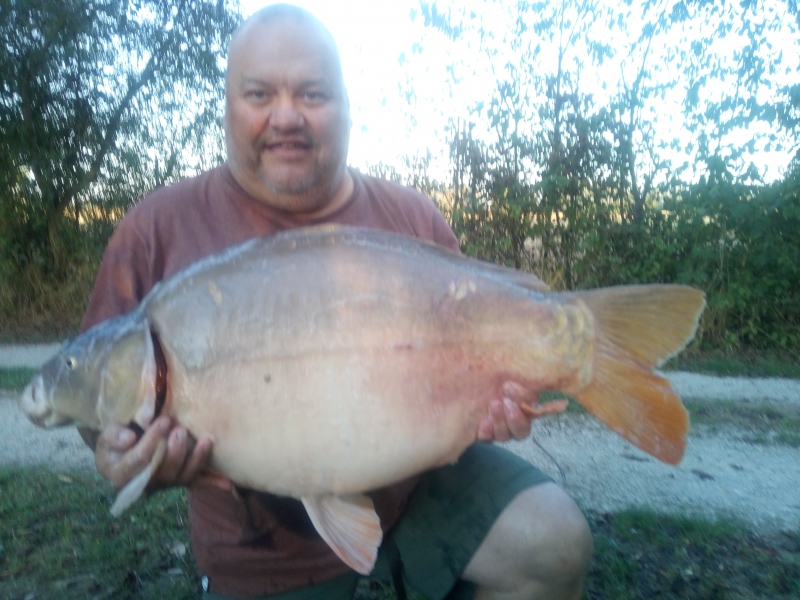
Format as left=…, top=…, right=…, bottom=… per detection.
left=19, top=375, right=51, bottom=428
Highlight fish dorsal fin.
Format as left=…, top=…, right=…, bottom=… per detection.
left=110, top=438, right=167, bottom=517
left=301, top=493, right=382, bottom=575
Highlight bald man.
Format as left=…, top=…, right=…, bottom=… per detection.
left=80, top=5, right=592, bottom=600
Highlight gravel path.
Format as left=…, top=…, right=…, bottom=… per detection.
left=2, top=345, right=798, bottom=533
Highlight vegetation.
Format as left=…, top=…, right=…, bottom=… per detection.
left=2, top=3, right=798, bottom=598
left=663, top=350, right=800, bottom=379
left=400, top=0, right=800, bottom=356
left=685, top=398, right=800, bottom=447
left=1, top=0, right=799, bottom=360
left=0, top=367, right=37, bottom=391
left=0, top=467, right=198, bottom=599
left=1, top=468, right=797, bottom=599
left=0, top=0, right=239, bottom=339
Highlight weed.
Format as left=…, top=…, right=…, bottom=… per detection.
left=0, top=368, right=38, bottom=392
left=685, top=399, right=800, bottom=447
left=1, top=469, right=797, bottom=600
left=663, top=350, right=800, bottom=379
left=0, top=467, right=197, bottom=599
left=586, top=508, right=800, bottom=600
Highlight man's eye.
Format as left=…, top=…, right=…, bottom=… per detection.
left=245, top=90, right=266, bottom=100
left=304, top=91, right=327, bottom=102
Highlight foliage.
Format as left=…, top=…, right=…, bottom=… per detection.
left=411, top=0, right=800, bottom=353
left=0, top=0, right=239, bottom=337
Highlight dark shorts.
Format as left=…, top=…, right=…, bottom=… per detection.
left=203, top=443, right=551, bottom=600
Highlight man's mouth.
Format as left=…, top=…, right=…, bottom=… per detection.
left=263, top=138, right=313, bottom=153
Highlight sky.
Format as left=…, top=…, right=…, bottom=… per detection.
left=239, top=0, right=798, bottom=184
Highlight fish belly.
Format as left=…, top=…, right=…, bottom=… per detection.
left=148, top=231, right=584, bottom=498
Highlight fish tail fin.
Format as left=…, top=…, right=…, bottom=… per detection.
left=571, top=285, right=705, bottom=465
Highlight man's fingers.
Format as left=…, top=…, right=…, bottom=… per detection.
left=98, top=416, right=171, bottom=489
left=476, top=417, right=495, bottom=442
left=151, top=426, right=190, bottom=488
left=503, top=398, right=533, bottom=439
left=502, top=381, right=540, bottom=405
left=490, top=399, right=512, bottom=442
left=96, top=422, right=137, bottom=452
left=174, top=437, right=215, bottom=487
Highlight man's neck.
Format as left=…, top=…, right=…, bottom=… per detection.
left=300, top=168, right=354, bottom=220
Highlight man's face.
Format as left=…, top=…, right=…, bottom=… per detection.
left=224, top=19, right=351, bottom=213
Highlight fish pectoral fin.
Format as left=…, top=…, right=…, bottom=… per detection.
left=109, top=438, right=167, bottom=517
left=301, top=493, right=382, bottom=575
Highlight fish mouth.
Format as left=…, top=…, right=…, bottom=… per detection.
left=19, top=375, right=68, bottom=428
left=20, top=375, right=50, bottom=427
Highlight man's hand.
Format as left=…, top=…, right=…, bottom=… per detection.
left=88, top=416, right=232, bottom=494
left=477, top=382, right=568, bottom=442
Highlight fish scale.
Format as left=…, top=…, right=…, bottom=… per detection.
left=20, top=224, right=705, bottom=575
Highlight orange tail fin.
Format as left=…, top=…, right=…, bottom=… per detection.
left=571, top=285, right=705, bottom=465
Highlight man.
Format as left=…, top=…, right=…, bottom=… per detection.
left=79, top=5, right=592, bottom=599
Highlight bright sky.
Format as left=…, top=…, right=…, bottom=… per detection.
left=240, top=0, right=797, bottom=183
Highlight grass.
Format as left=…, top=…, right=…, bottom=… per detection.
left=586, top=508, right=800, bottom=599
left=1, top=468, right=797, bottom=600
left=685, top=399, right=800, bottom=447
left=0, top=468, right=198, bottom=600
left=0, top=368, right=38, bottom=392
left=663, top=350, right=800, bottom=379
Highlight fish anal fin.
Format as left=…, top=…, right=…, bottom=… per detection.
left=110, top=438, right=167, bottom=517
left=302, top=493, right=382, bottom=575
left=574, top=354, right=688, bottom=465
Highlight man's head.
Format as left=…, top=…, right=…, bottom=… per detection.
left=224, top=5, right=352, bottom=214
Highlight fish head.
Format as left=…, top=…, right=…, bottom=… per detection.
left=19, top=312, right=157, bottom=431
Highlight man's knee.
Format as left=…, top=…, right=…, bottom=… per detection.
left=463, top=482, right=592, bottom=596
left=516, top=483, right=592, bottom=582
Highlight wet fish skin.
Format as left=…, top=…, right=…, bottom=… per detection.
left=19, top=225, right=705, bottom=574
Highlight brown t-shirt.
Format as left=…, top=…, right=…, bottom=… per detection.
left=82, top=164, right=460, bottom=598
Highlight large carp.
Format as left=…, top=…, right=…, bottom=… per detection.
left=20, top=225, right=704, bottom=574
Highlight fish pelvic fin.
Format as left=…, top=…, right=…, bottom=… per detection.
left=301, top=493, right=382, bottom=575
left=572, top=285, right=705, bottom=465
left=110, top=438, right=167, bottom=517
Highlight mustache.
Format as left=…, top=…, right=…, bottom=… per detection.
left=259, top=132, right=316, bottom=149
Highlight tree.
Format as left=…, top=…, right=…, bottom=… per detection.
left=0, top=0, right=239, bottom=275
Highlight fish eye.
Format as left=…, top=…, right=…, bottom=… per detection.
left=65, top=356, right=78, bottom=370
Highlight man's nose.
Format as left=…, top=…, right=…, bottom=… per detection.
left=270, top=94, right=304, bottom=129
